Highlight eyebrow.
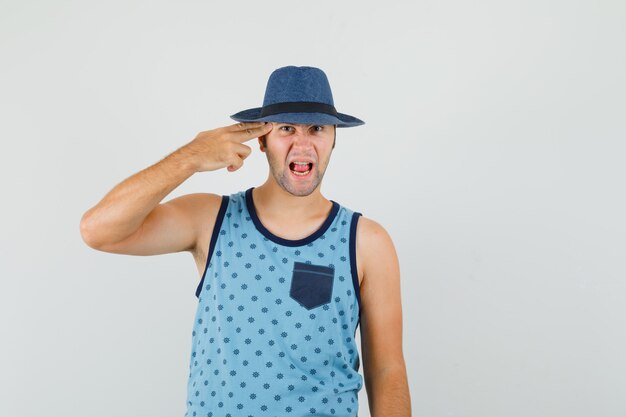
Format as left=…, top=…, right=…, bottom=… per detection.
left=277, top=124, right=325, bottom=127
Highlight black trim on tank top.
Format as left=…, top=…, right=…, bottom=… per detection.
left=195, top=195, right=230, bottom=298
left=245, top=187, right=340, bottom=247
left=350, top=211, right=363, bottom=328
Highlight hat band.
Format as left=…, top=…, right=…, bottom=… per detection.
left=260, top=101, right=339, bottom=118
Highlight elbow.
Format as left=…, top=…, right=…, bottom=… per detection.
left=79, top=211, right=102, bottom=249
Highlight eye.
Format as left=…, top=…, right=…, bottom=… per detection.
left=312, top=125, right=324, bottom=132
left=279, top=126, right=294, bottom=132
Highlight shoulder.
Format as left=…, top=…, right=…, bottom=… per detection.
left=193, top=192, right=228, bottom=226
left=171, top=193, right=224, bottom=254
left=172, top=192, right=224, bottom=217
left=355, top=215, right=396, bottom=251
left=354, top=215, right=399, bottom=283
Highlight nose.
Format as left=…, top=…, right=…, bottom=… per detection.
left=291, top=130, right=315, bottom=147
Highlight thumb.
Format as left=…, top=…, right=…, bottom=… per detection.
left=227, top=155, right=244, bottom=172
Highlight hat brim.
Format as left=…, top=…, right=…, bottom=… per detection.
left=230, top=107, right=364, bottom=128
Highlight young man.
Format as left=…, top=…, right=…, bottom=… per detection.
left=80, top=66, right=411, bottom=417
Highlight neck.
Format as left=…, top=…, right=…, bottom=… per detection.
left=252, top=180, right=329, bottom=218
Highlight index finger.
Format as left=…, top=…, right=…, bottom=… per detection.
left=225, top=121, right=266, bottom=132
left=231, top=122, right=273, bottom=142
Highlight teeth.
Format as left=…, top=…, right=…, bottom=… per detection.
left=290, top=161, right=311, bottom=176
left=292, top=170, right=310, bottom=176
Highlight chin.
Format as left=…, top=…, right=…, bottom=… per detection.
left=282, top=183, right=316, bottom=197
left=279, top=177, right=321, bottom=197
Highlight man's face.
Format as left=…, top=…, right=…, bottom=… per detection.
left=259, top=123, right=336, bottom=197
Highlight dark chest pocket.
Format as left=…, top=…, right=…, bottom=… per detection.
left=289, top=261, right=335, bottom=310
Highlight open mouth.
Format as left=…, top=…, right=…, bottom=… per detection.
left=289, top=161, right=313, bottom=176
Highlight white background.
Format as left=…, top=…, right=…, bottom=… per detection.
left=1, top=0, right=625, bottom=416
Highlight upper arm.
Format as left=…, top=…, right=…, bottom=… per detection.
left=357, top=216, right=406, bottom=376
left=92, top=193, right=221, bottom=256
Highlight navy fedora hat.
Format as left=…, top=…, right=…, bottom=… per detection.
left=230, top=66, right=365, bottom=128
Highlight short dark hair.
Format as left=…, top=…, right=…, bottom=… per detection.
left=261, top=125, right=336, bottom=149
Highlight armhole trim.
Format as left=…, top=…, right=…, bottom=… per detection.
left=195, top=195, right=230, bottom=298
left=349, top=211, right=362, bottom=326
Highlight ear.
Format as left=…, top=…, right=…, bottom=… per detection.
left=258, top=135, right=266, bottom=152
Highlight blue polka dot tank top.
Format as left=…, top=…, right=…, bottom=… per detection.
left=184, top=187, right=364, bottom=417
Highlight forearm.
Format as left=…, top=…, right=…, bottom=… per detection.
left=80, top=144, right=197, bottom=246
left=365, top=367, right=412, bottom=417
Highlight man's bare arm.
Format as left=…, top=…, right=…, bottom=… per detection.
left=358, top=217, right=412, bottom=417
left=79, top=122, right=273, bottom=255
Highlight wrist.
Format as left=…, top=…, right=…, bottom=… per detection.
left=168, top=146, right=199, bottom=176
